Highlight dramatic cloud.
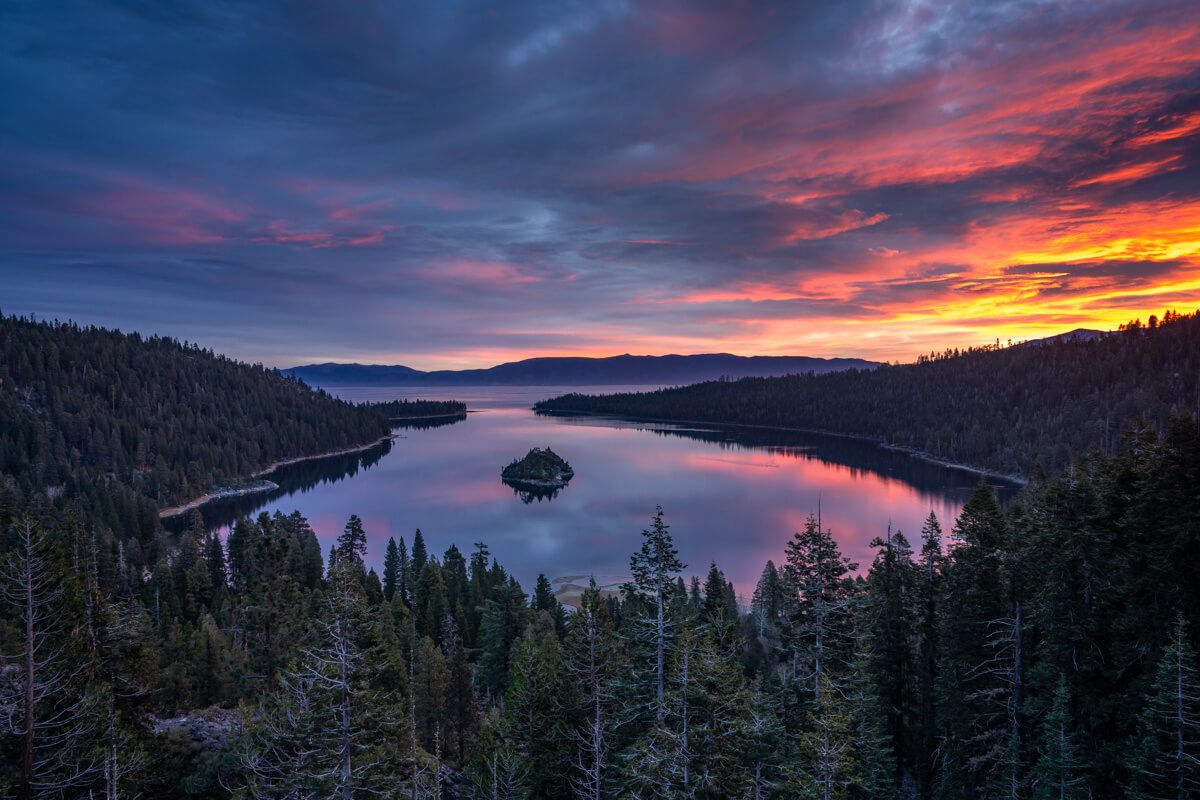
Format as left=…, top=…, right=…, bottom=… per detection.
left=2, top=0, right=1198, bottom=366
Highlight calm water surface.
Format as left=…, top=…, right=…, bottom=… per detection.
left=187, top=386, right=1019, bottom=598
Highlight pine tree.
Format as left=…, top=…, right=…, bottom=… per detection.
left=411, top=529, right=428, bottom=583
left=532, top=573, right=566, bottom=638
left=414, top=635, right=450, bottom=754
left=445, top=634, right=479, bottom=765
left=935, top=481, right=1018, bottom=799
left=703, top=561, right=739, bottom=653
left=1126, top=615, right=1200, bottom=800
left=864, top=524, right=916, bottom=786
left=784, top=514, right=857, bottom=699
left=241, top=560, right=404, bottom=799
left=396, top=535, right=412, bottom=608
left=415, top=560, right=449, bottom=645
left=478, top=578, right=530, bottom=700
left=915, top=511, right=943, bottom=794
left=565, top=579, right=621, bottom=800
left=1031, top=678, right=1087, bottom=800
left=336, top=514, right=368, bottom=575
left=625, top=506, right=686, bottom=724
left=846, top=638, right=899, bottom=799
left=740, top=675, right=788, bottom=800
left=1, top=517, right=101, bottom=799
left=501, top=625, right=571, bottom=798
left=383, top=536, right=401, bottom=602
left=795, top=673, right=856, bottom=800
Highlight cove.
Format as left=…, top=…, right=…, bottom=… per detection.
left=175, top=385, right=1019, bottom=598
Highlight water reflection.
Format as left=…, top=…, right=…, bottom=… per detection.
left=543, top=412, right=1020, bottom=506
left=501, top=479, right=568, bottom=504
left=184, top=386, right=1022, bottom=598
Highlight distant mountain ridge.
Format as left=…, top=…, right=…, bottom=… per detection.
left=1016, top=328, right=1106, bottom=347
left=286, top=353, right=880, bottom=386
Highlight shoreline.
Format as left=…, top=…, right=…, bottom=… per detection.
left=159, top=433, right=396, bottom=519
left=537, top=408, right=1028, bottom=486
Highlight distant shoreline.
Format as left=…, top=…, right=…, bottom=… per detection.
left=159, top=433, right=396, bottom=519
left=388, top=411, right=471, bottom=421
left=537, top=408, right=1028, bottom=486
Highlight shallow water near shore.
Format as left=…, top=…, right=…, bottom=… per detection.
left=177, top=385, right=1019, bottom=597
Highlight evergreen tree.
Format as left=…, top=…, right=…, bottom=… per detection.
left=625, top=506, right=686, bottom=724
left=411, top=529, right=428, bottom=584
left=741, top=675, right=787, bottom=800
left=1031, top=678, right=1087, bottom=800
left=336, top=514, right=368, bottom=576
left=383, top=536, right=401, bottom=602
left=501, top=625, right=572, bottom=798
left=784, top=514, right=857, bottom=698
left=1126, top=615, right=1200, bottom=800
left=565, top=579, right=621, bottom=800
left=413, top=635, right=450, bottom=754
left=864, top=524, right=916, bottom=786
left=478, top=578, right=530, bottom=700
left=532, top=573, right=565, bottom=638
left=935, top=481, right=1018, bottom=799
left=241, top=560, right=405, bottom=798
left=415, top=560, right=449, bottom=645
left=795, top=673, right=856, bottom=800
left=445, top=634, right=479, bottom=766
left=915, top=511, right=944, bottom=794
left=0, top=517, right=100, bottom=799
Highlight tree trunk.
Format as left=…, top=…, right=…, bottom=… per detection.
left=23, top=544, right=34, bottom=800
left=656, top=583, right=665, bottom=722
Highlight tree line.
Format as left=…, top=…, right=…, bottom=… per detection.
left=364, top=399, right=468, bottom=419
left=535, top=309, right=1200, bottom=478
left=2, top=412, right=1197, bottom=798
left=0, top=314, right=465, bottom=551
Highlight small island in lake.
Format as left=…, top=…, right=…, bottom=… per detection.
left=501, top=447, right=574, bottom=502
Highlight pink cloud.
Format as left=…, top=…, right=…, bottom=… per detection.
left=425, top=259, right=544, bottom=285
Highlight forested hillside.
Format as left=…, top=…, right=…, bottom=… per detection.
left=2, top=416, right=1198, bottom=798
left=0, top=314, right=391, bottom=512
left=536, top=310, right=1200, bottom=477
left=0, top=316, right=476, bottom=540
left=365, top=399, right=467, bottom=418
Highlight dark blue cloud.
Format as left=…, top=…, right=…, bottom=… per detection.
left=2, top=0, right=1198, bottom=365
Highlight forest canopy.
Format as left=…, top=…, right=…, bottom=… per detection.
left=536, top=310, right=1200, bottom=478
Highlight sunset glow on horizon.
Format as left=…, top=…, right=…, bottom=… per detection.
left=2, top=1, right=1199, bottom=369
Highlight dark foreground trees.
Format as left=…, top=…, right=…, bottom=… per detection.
left=2, top=414, right=1199, bottom=798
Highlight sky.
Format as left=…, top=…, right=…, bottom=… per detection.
left=2, top=0, right=1199, bottom=370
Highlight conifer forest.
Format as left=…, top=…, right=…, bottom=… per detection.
left=1, top=314, right=1199, bottom=798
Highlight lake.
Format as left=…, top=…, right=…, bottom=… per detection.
left=182, top=385, right=1019, bottom=599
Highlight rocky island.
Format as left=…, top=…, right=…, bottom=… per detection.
left=501, top=447, right=574, bottom=502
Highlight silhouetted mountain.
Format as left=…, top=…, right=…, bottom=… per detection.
left=1016, top=328, right=1106, bottom=347
left=286, top=353, right=879, bottom=386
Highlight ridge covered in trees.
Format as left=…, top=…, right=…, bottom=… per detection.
left=536, top=310, right=1200, bottom=478
left=0, top=314, right=389, bottom=509
left=364, top=399, right=468, bottom=419
left=2, top=413, right=1198, bottom=798
left=0, top=314, right=464, bottom=544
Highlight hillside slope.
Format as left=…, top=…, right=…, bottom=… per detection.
left=536, top=311, right=1200, bottom=477
left=0, top=315, right=392, bottom=537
